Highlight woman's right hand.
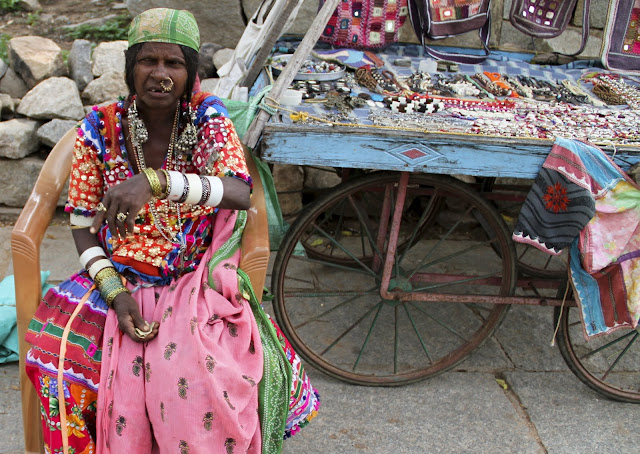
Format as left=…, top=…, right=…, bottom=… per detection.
left=111, top=292, right=159, bottom=342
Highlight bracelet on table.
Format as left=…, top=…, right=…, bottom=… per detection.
left=200, top=176, right=224, bottom=207
left=167, top=170, right=185, bottom=202
left=79, top=246, right=107, bottom=269
left=184, top=173, right=203, bottom=205
left=143, top=168, right=163, bottom=199
left=159, top=168, right=171, bottom=199
left=88, top=259, right=115, bottom=280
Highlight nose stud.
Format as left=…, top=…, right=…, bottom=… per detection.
left=160, top=77, right=174, bottom=93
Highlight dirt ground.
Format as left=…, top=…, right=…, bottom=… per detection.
left=1, top=0, right=123, bottom=50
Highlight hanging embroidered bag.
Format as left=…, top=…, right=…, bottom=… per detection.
left=319, top=0, right=410, bottom=49
left=407, top=0, right=493, bottom=63
left=601, top=0, right=640, bottom=74
left=509, top=0, right=590, bottom=56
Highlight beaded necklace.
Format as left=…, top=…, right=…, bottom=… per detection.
left=127, top=99, right=187, bottom=255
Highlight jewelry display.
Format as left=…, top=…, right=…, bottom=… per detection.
left=176, top=103, right=198, bottom=153
left=166, top=170, right=185, bottom=202
left=96, top=202, right=107, bottom=212
left=128, top=100, right=149, bottom=144
left=116, top=212, right=128, bottom=223
left=143, top=167, right=163, bottom=199
left=184, top=173, right=203, bottom=205
left=202, top=176, right=224, bottom=207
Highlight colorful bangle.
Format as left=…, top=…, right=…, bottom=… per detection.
left=93, top=266, right=119, bottom=287
left=79, top=246, right=107, bottom=269
left=104, top=286, right=130, bottom=307
left=143, top=168, right=163, bottom=199
left=160, top=169, right=170, bottom=199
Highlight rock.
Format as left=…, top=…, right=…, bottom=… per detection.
left=0, top=119, right=41, bottom=159
left=213, top=48, right=235, bottom=71
left=63, top=14, right=120, bottom=33
left=111, top=2, right=129, bottom=10
left=0, top=94, right=17, bottom=119
left=125, top=0, right=246, bottom=48
left=17, top=0, right=41, bottom=12
left=0, top=156, right=68, bottom=207
left=17, top=77, right=85, bottom=120
left=82, top=71, right=127, bottom=105
left=0, top=60, right=7, bottom=80
left=574, top=0, right=609, bottom=29
left=272, top=163, right=304, bottom=216
left=8, top=36, right=67, bottom=88
left=0, top=67, right=28, bottom=98
left=199, top=78, right=220, bottom=94
left=304, top=166, right=342, bottom=190
left=37, top=119, right=79, bottom=148
left=69, top=39, right=94, bottom=92
left=92, top=41, right=128, bottom=77
left=199, top=42, right=223, bottom=79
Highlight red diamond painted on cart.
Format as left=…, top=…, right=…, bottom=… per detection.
left=402, top=148, right=427, bottom=159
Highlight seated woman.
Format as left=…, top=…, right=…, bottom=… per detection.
left=24, top=8, right=318, bottom=454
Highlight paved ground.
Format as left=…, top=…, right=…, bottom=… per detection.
left=1, top=220, right=640, bottom=454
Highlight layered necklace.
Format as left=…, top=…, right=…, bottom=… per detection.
left=127, top=99, right=187, bottom=256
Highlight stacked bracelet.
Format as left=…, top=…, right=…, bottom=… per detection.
left=164, top=171, right=225, bottom=207
left=94, top=267, right=129, bottom=308
left=143, top=168, right=163, bottom=199
left=79, top=246, right=107, bottom=269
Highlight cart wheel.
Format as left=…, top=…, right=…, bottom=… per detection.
left=555, top=298, right=640, bottom=403
left=271, top=172, right=517, bottom=386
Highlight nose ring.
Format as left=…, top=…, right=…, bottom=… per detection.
left=160, top=78, right=174, bottom=93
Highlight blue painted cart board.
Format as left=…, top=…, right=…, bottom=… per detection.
left=260, top=124, right=640, bottom=178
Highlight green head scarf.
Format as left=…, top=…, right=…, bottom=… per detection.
left=128, top=8, right=200, bottom=52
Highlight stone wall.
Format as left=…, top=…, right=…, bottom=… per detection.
left=0, top=0, right=611, bottom=215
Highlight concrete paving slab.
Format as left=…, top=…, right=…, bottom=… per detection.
left=283, top=367, right=544, bottom=454
left=0, top=363, right=23, bottom=454
left=506, top=371, right=640, bottom=454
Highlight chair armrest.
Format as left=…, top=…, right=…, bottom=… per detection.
left=11, top=126, right=75, bottom=454
left=240, top=145, right=270, bottom=303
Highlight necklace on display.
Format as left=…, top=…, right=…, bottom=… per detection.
left=127, top=99, right=187, bottom=257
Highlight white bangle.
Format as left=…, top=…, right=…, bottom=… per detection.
left=202, top=176, right=224, bottom=206
left=166, top=170, right=184, bottom=202
left=88, top=259, right=114, bottom=279
left=79, top=246, right=107, bottom=269
left=184, top=173, right=203, bottom=205
left=70, top=213, right=95, bottom=227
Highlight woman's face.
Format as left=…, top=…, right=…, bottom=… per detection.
left=133, top=42, right=188, bottom=112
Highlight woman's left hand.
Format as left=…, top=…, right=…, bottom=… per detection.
left=91, top=173, right=155, bottom=238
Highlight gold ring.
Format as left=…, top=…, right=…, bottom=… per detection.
left=96, top=202, right=107, bottom=212
left=160, top=78, right=174, bottom=93
left=116, top=212, right=127, bottom=222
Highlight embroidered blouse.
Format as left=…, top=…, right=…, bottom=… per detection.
left=65, top=93, right=251, bottom=284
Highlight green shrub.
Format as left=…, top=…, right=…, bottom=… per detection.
left=0, top=0, right=22, bottom=13
left=0, top=33, right=10, bottom=63
left=65, top=14, right=130, bottom=41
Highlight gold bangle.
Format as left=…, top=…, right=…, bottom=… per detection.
left=143, top=168, right=163, bottom=199
left=94, top=267, right=119, bottom=288
left=159, top=168, right=170, bottom=199
left=104, top=286, right=130, bottom=307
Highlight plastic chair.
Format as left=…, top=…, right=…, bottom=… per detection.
left=11, top=128, right=270, bottom=454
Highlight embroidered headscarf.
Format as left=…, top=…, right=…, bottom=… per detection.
left=128, top=8, right=200, bottom=52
